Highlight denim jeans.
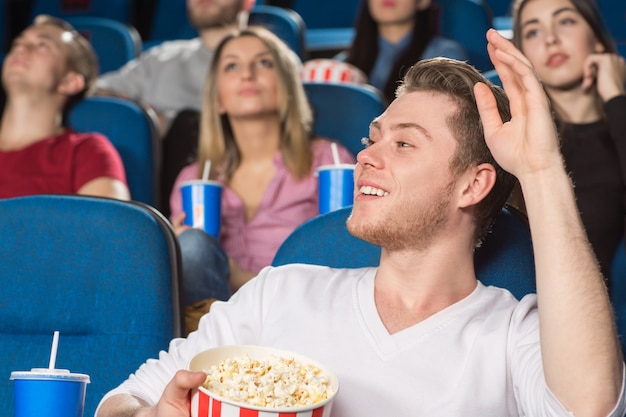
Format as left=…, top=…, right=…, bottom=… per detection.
left=178, top=228, right=231, bottom=306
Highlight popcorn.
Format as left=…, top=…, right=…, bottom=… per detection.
left=202, top=354, right=334, bottom=408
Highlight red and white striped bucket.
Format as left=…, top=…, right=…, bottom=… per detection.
left=188, top=346, right=339, bottom=417
left=300, top=59, right=367, bottom=85
left=191, top=386, right=333, bottom=417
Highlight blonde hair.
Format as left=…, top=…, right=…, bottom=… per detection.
left=197, top=26, right=313, bottom=181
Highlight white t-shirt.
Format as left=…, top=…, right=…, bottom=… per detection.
left=97, top=264, right=626, bottom=416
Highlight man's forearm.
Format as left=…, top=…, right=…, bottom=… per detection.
left=521, top=163, right=623, bottom=415
left=96, top=394, right=153, bottom=417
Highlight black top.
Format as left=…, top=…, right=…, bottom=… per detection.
left=560, top=95, right=626, bottom=280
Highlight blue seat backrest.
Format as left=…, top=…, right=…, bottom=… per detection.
left=29, top=0, right=132, bottom=23
left=146, top=3, right=307, bottom=60
left=0, top=0, right=7, bottom=53
left=482, top=68, right=502, bottom=88
left=0, top=194, right=182, bottom=417
left=617, top=42, right=626, bottom=60
left=597, top=0, right=626, bottom=42
left=68, top=96, right=161, bottom=208
left=65, top=16, right=141, bottom=73
left=288, top=0, right=360, bottom=29
left=273, top=205, right=536, bottom=301
left=436, top=0, right=493, bottom=72
left=303, top=82, right=386, bottom=157
left=147, top=0, right=190, bottom=43
left=248, top=5, right=306, bottom=60
left=483, top=0, right=510, bottom=18
left=610, top=238, right=626, bottom=356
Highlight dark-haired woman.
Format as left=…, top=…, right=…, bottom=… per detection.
left=342, top=0, right=468, bottom=103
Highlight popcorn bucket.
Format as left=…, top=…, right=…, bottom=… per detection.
left=188, top=345, right=339, bottom=417
left=300, top=59, right=368, bottom=85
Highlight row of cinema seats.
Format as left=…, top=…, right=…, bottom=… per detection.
left=1, top=0, right=625, bottom=73
left=66, top=81, right=387, bottom=213
left=1, top=0, right=523, bottom=73
left=1, top=194, right=624, bottom=417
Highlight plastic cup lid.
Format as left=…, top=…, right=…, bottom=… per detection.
left=181, top=179, right=222, bottom=187
left=10, top=368, right=90, bottom=383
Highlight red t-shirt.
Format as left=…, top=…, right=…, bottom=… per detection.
left=0, top=129, right=127, bottom=198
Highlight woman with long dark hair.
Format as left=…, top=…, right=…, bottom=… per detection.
left=511, top=0, right=626, bottom=282
left=344, top=0, right=468, bottom=103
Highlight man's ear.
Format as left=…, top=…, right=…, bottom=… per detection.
left=57, top=71, right=85, bottom=96
left=458, top=163, right=496, bottom=208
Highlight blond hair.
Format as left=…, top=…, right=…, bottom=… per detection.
left=197, top=26, right=313, bottom=181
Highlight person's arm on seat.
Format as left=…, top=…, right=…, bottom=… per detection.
left=78, top=177, right=130, bottom=200
left=476, top=29, right=623, bottom=416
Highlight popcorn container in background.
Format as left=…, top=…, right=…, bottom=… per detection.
left=11, top=368, right=90, bottom=417
left=181, top=180, right=223, bottom=238
left=188, top=345, right=339, bottom=417
left=300, top=59, right=368, bottom=85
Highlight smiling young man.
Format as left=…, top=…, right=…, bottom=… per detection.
left=95, top=29, right=625, bottom=417
left=0, top=15, right=129, bottom=200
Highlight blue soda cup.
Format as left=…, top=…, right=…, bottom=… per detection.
left=181, top=180, right=223, bottom=238
left=11, top=368, right=90, bottom=417
left=317, top=164, right=355, bottom=214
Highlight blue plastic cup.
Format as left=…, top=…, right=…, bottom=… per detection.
left=317, top=164, right=355, bottom=214
left=11, top=368, right=90, bottom=417
left=181, top=180, right=223, bottom=238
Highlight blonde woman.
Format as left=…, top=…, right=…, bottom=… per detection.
left=170, top=27, right=355, bottom=312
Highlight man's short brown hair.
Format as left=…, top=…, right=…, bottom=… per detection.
left=397, top=58, right=516, bottom=246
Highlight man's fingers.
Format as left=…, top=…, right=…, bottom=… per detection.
left=166, top=370, right=206, bottom=400
left=474, top=82, right=502, bottom=140
left=486, top=29, right=533, bottom=67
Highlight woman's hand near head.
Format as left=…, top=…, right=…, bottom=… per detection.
left=581, top=52, right=626, bottom=102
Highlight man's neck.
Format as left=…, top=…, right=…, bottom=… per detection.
left=378, top=21, right=414, bottom=45
left=374, top=241, right=477, bottom=334
left=0, top=96, right=64, bottom=150
left=229, top=114, right=281, bottom=160
left=198, top=24, right=240, bottom=50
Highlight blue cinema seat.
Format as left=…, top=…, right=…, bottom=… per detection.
left=145, top=2, right=307, bottom=60
left=28, top=0, right=133, bottom=23
left=610, top=238, right=626, bottom=357
left=66, top=16, right=141, bottom=73
left=303, top=81, right=387, bottom=157
left=273, top=205, right=536, bottom=301
left=68, top=96, right=162, bottom=208
left=597, top=0, right=626, bottom=43
left=482, top=68, right=502, bottom=88
left=0, top=194, right=183, bottom=417
left=436, top=0, right=493, bottom=72
left=248, top=5, right=307, bottom=60
left=285, top=0, right=360, bottom=52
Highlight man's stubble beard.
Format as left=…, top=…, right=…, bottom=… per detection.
left=188, top=0, right=244, bottom=30
left=347, top=179, right=455, bottom=252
